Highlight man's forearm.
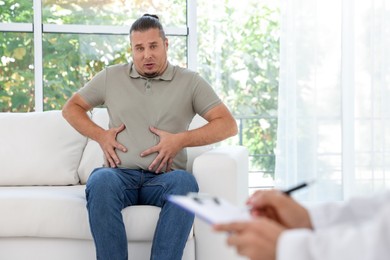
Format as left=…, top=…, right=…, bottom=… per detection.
left=62, top=102, right=105, bottom=143
left=179, top=116, right=237, bottom=148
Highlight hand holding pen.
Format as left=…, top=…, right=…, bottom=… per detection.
left=246, top=181, right=315, bottom=229
left=213, top=182, right=315, bottom=260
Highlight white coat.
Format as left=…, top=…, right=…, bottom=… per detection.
left=277, top=191, right=390, bottom=260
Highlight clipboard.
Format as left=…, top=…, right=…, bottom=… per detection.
left=168, top=193, right=251, bottom=225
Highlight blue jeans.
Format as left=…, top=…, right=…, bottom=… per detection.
left=85, top=167, right=199, bottom=260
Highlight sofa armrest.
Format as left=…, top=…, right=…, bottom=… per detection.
left=192, top=146, right=248, bottom=260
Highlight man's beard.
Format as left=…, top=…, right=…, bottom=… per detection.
left=144, top=72, right=159, bottom=78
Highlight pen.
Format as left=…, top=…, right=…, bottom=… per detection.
left=282, top=180, right=315, bottom=195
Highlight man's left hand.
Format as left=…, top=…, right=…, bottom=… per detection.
left=140, top=126, right=184, bottom=173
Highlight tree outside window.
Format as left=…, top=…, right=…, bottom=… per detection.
left=197, top=0, right=280, bottom=187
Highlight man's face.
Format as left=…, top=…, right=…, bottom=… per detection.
left=130, top=28, right=168, bottom=78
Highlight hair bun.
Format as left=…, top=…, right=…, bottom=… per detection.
left=143, top=14, right=159, bottom=20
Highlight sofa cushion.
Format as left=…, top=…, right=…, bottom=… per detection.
left=0, top=111, right=86, bottom=185
left=0, top=186, right=193, bottom=241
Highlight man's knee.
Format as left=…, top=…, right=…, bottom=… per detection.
left=86, top=168, right=122, bottom=195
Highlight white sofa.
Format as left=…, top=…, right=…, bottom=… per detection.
left=0, top=108, right=248, bottom=260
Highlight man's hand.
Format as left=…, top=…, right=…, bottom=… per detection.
left=214, top=218, right=285, bottom=260
left=96, top=124, right=127, bottom=168
left=140, top=126, right=184, bottom=173
left=62, top=93, right=127, bottom=168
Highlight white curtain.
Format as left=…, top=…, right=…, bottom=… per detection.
left=275, top=0, right=390, bottom=201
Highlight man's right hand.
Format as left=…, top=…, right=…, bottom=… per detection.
left=97, top=124, right=127, bottom=168
left=62, top=93, right=127, bottom=168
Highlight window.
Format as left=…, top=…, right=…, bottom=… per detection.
left=0, top=0, right=189, bottom=112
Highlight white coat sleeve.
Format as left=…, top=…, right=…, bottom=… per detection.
left=309, top=191, right=390, bottom=229
left=276, top=191, right=390, bottom=260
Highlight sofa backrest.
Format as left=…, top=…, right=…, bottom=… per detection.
left=0, top=111, right=87, bottom=186
left=77, top=108, right=212, bottom=184
left=0, top=109, right=212, bottom=186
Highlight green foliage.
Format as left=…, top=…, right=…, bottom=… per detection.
left=0, top=0, right=34, bottom=112
left=42, top=33, right=130, bottom=110
left=0, top=0, right=33, bottom=22
left=0, top=32, right=34, bottom=112
left=197, top=0, right=279, bottom=176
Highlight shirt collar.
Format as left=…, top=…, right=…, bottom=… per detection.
left=128, top=61, right=174, bottom=81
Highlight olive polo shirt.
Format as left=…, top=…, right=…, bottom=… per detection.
left=78, top=62, right=221, bottom=171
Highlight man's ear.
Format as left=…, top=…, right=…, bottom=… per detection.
left=129, top=35, right=133, bottom=53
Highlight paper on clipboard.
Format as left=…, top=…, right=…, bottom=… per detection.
left=168, top=193, right=251, bottom=225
